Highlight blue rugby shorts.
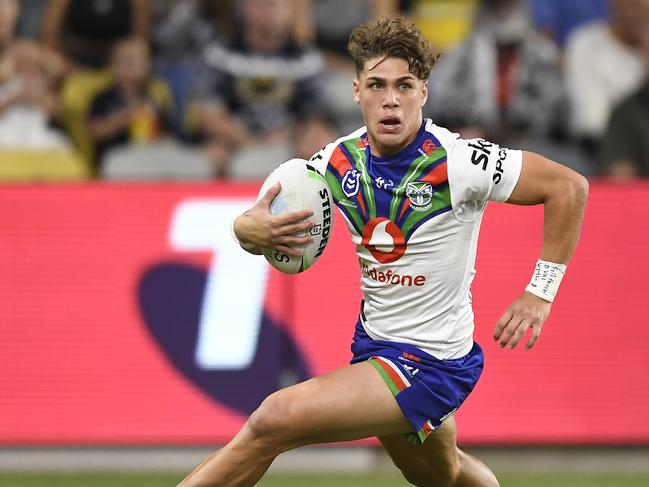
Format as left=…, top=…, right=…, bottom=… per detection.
left=350, top=319, right=484, bottom=445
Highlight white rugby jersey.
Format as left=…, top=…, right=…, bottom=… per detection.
left=310, top=119, right=522, bottom=359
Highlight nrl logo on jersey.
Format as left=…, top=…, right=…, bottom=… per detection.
left=342, top=169, right=361, bottom=197
left=405, top=182, right=434, bottom=212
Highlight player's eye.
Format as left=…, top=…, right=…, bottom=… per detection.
left=369, top=81, right=383, bottom=90
left=399, top=82, right=413, bottom=90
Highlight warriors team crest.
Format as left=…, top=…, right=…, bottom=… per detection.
left=406, top=182, right=434, bottom=212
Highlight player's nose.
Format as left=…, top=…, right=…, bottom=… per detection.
left=382, top=87, right=399, bottom=107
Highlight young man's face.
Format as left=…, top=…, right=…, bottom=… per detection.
left=353, top=56, right=428, bottom=157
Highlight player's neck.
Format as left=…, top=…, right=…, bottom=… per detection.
left=367, top=121, right=423, bottom=159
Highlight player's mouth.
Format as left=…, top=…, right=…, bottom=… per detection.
left=378, top=116, right=402, bottom=133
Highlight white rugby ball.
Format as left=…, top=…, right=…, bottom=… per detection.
left=258, top=158, right=334, bottom=274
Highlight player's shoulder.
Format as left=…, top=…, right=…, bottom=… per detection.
left=308, top=125, right=367, bottom=174
left=421, top=119, right=488, bottom=167
left=423, top=119, right=516, bottom=172
left=433, top=125, right=523, bottom=215
left=422, top=119, right=461, bottom=150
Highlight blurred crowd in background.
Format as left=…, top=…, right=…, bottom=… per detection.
left=0, top=0, right=648, bottom=182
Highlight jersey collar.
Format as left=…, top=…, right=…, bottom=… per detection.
left=365, top=119, right=428, bottom=166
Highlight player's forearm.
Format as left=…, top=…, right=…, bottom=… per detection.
left=539, top=172, right=589, bottom=264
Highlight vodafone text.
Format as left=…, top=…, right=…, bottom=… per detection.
left=361, top=263, right=426, bottom=287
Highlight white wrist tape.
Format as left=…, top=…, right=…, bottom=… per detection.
left=230, top=215, right=256, bottom=251
left=525, top=259, right=567, bottom=303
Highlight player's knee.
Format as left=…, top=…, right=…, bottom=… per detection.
left=248, top=392, right=286, bottom=439
left=247, top=391, right=296, bottom=450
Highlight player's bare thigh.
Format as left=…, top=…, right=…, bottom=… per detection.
left=378, top=416, right=460, bottom=486
left=247, top=361, right=412, bottom=450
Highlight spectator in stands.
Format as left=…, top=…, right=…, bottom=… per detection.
left=194, top=0, right=334, bottom=179
left=0, top=0, right=69, bottom=149
left=87, top=37, right=172, bottom=168
left=294, top=0, right=399, bottom=134
left=41, top=0, right=150, bottom=70
left=599, top=28, right=649, bottom=180
left=296, top=1, right=398, bottom=61
left=529, top=0, right=609, bottom=48
left=0, top=2, right=88, bottom=181
left=150, top=0, right=229, bottom=138
left=0, top=41, right=68, bottom=148
left=426, top=0, right=566, bottom=146
left=565, top=0, right=649, bottom=153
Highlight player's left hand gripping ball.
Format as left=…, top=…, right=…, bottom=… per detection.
left=258, top=158, right=334, bottom=274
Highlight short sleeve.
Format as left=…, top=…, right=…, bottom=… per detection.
left=308, top=141, right=337, bottom=175
left=447, top=137, right=522, bottom=221
left=308, top=126, right=367, bottom=175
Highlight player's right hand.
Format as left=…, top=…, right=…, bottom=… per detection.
left=234, top=183, right=315, bottom=257
left=493, top=291, right=552, bottom=351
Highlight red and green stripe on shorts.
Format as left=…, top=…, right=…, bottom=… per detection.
left=368, top=356, right=435, bottom=445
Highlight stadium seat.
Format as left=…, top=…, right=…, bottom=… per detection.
left=412, top=0, right=477, bottom=51
left=227, top=143, right=293, bottom=180
left=100, top=139, right=213, bottom=180
left=0, top=149, right=91, bottom=181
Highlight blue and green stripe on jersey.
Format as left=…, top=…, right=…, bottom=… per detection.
left=325, top=134, right=451, bottom=241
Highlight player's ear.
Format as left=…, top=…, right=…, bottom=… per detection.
left=421, top=80, right=428, bottom=107
left=353, top=78, right=360, bottom=104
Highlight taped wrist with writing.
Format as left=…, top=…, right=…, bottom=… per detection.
left=525, top=259, right=567, bottom=303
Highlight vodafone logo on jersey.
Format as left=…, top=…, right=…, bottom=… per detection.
left=361, top=263, right=426, bottom=287
left=361, top=217, right=407, bottom=264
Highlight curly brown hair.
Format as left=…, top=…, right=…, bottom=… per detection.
left=347, top=15, right=439, bottom=80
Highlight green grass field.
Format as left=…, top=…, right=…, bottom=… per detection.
left=1, top=473, right=648, bottom=487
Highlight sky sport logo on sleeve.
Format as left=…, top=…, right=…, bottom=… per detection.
left=468, top=138, right=506, bottom=185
